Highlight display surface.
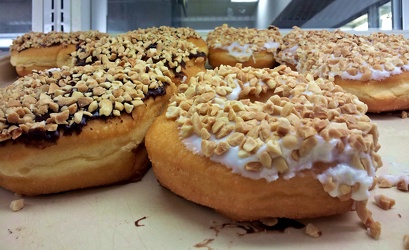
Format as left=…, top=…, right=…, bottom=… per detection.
left=0, top=54, right=408, bottom=249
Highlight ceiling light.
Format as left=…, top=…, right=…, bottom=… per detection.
left=231, top=0, right=259, bottom=3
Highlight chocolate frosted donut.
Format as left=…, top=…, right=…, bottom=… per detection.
left=71, top=26, right=207, bottom=85
left=145, top=65, right=383, bottom=238
left=277, top=27, right=409, bottom=113
left=0, top=60, right=176, bottom=195
left=9, top=31, right=108, bottom=76
left=206, top=24, right=282, bottom=69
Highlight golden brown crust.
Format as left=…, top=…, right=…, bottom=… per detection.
left=146, top=65, right=382, bottom=225
left=206, top=24, right=281, bottom=69
left=146, top=115, right=353, bottom=220
left=0, top=61, right=176, bottom=195
left=334, top=72, right=409, bottom=113
left=0, top=95, right=170, bottom=195
left=11, top=44, right=77, bottom=76
left=10, top=31, right=108, bottom=76
left=208, top=47, right=276, bottom=69
left=187, top=37, right=208, bottom=56
left=11, top=46, right=62, bottom=76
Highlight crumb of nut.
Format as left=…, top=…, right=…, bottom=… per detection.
left=305, top=223, right=322, bottom=238
left=378, top=178, right=393, bottom=188
left=9, top=199, right=24, bottom=212
left=367, top=221, right=381, bottom=240
left=374, top=194, right=396, bottom=210
left=402, top=111, right=408, bottom=119
left=260, top=218, right=278, bottom=227
left=397, top=179, right=409, bottom=191
left=403, top=234, right=409, bottom=249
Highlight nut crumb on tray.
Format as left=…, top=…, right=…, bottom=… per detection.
left=9, top=199, right=24, bottom=212
left=374, top=194, right=396, bottom=210
left=305, top=223, right=322, bottom=238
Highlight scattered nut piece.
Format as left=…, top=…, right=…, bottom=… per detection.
left=305, top=223, right=322, bottom=238
left=367, top=221, right=381, bottom=240
left=374, top=194, right=395, bottom=210
left=260, top=218, right=278, bottom=227
left=10, top=199, right=25, bottom=212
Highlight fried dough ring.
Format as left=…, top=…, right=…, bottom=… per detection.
left=146, top=65, right=382, bottom=238
left=146, top=115, right=353, bottom=220
left=0, top=62, right=176, bottom=195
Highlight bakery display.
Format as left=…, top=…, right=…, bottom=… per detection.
left=277, top=27, right=409, bottom=113
left=206, top=24, right=282, bottom=69
left=0, top=61, right=176, bottom=195
left=145, top=64, right=383, bottom=237
left=9, top=31, right=109, bottom=77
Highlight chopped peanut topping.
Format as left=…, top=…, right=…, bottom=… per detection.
left=166, top=65, right=382, bottom=185
left=277, top=27, right=409, bottom=81
left=10, top=31, right=108, bottom=52
left=0, top=61, right=172, bottom=143
left=72, top=26, right=206, bottom=80
left=207, top=24, right=282, bottom=54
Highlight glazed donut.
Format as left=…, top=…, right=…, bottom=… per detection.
left=71, top=27, right=207, bottom=86
left=9, top=31, right=108, bottom=77
left=277, top=27, right=409, bottom=113
left=206, top=24, right=282, bottom=69
left=0, top=60, right=176, bottom=195
left=145, top=65, right=383, bottom=236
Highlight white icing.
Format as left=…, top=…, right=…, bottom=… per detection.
left=226, top=79, right=266, bottom=100
left=47, top=68, right=61, bottom=72
left=182, top=129, right=374, bottom=186
left=216, top=41, right=278, bottom=62
left=263, top=41, right=280, bottom=49
left=226, top=80, right=242, bottom=100
left=317, top=164, right=374, bottom=201
left=339, top=61, right=408, bottom=81
left=225, top=42, right=253, bottom=62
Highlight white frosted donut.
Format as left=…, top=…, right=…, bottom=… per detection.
left=277, top=27, right=409, bottom=113
left=206, top=24, right=282, bottom=69
left=145, top=64, right=383, bottom=238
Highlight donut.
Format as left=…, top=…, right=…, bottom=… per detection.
left=71, top=26, right=207, bottom=85
left=9, top=31, right=108, bottom=77
left=124, top=26, right=208, bottom=56
left=0, top=60, right=176, bottom=195
left=145, top=64, right=383, bottom=237
left=206, top=24, right=282, bottom=69
left=277, top=27, right=409, bottom=113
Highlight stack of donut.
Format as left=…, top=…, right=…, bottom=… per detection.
left=146, top=64, right=383, bottom=238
